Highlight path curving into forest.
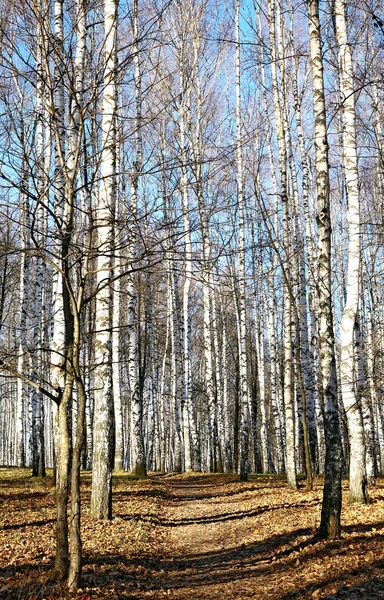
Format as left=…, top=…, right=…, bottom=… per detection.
left=149, top=473, right=314, bottom=598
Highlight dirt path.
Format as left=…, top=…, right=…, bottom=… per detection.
left=144, top=474, right=384, bottom=600
left=152, top=474, right=309, bottom=599
left=156, top=474, right=270, bottom=598
left=2, top=470, right=384, bottom=599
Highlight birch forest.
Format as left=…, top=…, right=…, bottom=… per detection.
left=1, top=0, right=384, bottom=594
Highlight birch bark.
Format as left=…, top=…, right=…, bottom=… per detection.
left=219, top=288, right=233, bottom=471
left=179, top=34, right=191, bottom=474
left=16, top=159, right=30, bottom=468
left=236, top=0, right=249, bottom=482
left=193, top=34, right=219, bottom=472
left=90, top=0, right=117, bottom=519
left=31, top=12, right=47, bottom=478
left=267, top=0, right=296, bottom=488
left=334, top=0, right=368, bottom=504
left=128, top=0, right=146, bottom=477
left=112, top=255, right=123, bottom=471
left=307, top=0, right=343, bottom=537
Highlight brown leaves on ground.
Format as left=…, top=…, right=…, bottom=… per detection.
left=1, top=469, right=384, bottom=599
left=0, top=469, right=165, bottom=600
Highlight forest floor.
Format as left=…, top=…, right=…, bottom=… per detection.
left=1, top=470, right=384, bottom=599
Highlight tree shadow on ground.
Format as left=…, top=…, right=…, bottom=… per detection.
left=151, top=481, right=288, bottom=503
left=277, top=567, right=384, bottom=599
left=81, top=527, right=384, bottom=598
left=0, top=491, right=52, bottom=503
left=1, top=518, right=55, bottom=531
left=152, top=500, right=319, bottom=527
left=0, top=562, right=55, bottom=600
left=2, top=524, right=384, bottom=599
left=161, top=485, right=264, bottom=502
left=114, top=487, right=171, bottom=500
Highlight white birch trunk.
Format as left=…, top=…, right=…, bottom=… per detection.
left=160, top=262, right=172, bottom=472
left=256, top=292, right=270, bottom=474
left=90, top=0, right=117, bottom=519
left=291, top=50, right=324, bottom=470
left=170, top=262, right=183, bottom=472
left=218, top=288, right=233, bottom=471
left=112, top=266, right=123, bottom=471
left=194, top=52, right=217, bottom=471
left=365, top=265, right=383, bottom=474
left=16, top=160, right=30, bottom=468
left=259, top=27, right=285, bottom=473
left=178, top=36, right=192, bottom=473
left=334, top=0, right=367, bottom=504
left=145, top=266, right=156, bottom=470
left=235, top=0, right=249, bottom=482
left=31, top=32, right=47, bottom=478
left=267, top=0, right=296, bottom=488
left=50, top=0, right=67, bottom=402
left=266, top=274, right=285, bottom=472
left=127, top=0, right=146, bottom=476
left=210, top=276, right=228, bottom=472
left=307, top=0, right=343, bottom=537
left=202, top=251, right=216, bottom=471
left=359, top=276, right=375, bottom=483
left=287, top=122, right=316, bottom=479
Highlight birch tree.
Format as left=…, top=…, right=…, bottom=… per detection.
left=307, top=0, right=343, bottom=538
left=235, top=0, right=250, bottom=482
left=90, top=0, right=117, bottom=519
left=334, top=0, right=368, bottom=504
left=127, top=0, right=147, bottom=477
left=267, top=0, right=296, bottom=489
left=16, top=154, right=30, bottom=468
